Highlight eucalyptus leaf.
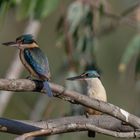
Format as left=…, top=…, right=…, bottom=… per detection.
left=120, top=35, right=140, bottom=65
left=67, top=1, right=84, bottom=34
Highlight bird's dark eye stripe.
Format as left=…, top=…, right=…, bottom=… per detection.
left=16, top=40, right=22, bottom=43
left=85, top=73, right=89, bottom=76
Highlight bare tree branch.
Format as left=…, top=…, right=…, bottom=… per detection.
left=0, top=115, right=134, bottom=134
left=0, top=115, right=139, bottom=139
left=90, top=1, right=140, bottom=27
left=15, top=124, right=138, bottom=140
left=89, top=0, right=140, bottom=36
left=0, top=79, right=139, bottom=129
left=121, top=1, right=140, bottom=17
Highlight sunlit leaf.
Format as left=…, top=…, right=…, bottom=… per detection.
left=12, top=0, right=22, bottom=5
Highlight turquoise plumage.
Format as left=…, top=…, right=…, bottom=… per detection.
left=24, top=47, right=52, bottom=96
left=24, top=48, right=51, bottom=80
left=2, top=34, right=52, bottom=97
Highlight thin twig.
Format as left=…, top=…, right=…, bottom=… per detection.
left=121, top=1, right=140, bottom=17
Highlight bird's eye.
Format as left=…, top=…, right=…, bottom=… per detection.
left=85, top=73, right=89, bottom=76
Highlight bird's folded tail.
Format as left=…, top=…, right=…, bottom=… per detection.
left=43, top=81, right=53, bottom=97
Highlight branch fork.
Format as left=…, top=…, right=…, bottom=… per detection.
left=0, top=79, right=139, bottom=139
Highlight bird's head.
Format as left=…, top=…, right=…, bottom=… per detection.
left=2, top=34, right=38, bottom=49
left=67, top=70, right=100, bottom=81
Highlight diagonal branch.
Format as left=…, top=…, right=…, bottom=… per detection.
left=121, top=1, right=140, bottom=17
left=91, top=1, right=140, bottom=23
left=0, top=79, right=139, bottom=129
left=90, top=0, right=140, bottom=35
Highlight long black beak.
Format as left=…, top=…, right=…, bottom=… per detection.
left=66, top=75, right=85, bottom=81
left=2, top=41, right=18, bottom=47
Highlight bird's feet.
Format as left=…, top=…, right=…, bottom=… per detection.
left=121, top=121, right=128, bottom=125
left=85, top=112, right=90, bottom=118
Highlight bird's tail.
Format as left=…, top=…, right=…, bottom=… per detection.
left=43, top=81, right=53, bottom=97
left=88, top=131, right=95, bottom=138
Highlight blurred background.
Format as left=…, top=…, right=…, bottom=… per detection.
left=0, top=0, right=140, bottom=139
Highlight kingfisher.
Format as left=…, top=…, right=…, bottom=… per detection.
left=67, top=70, right=107, bottom=137
left=2, top=34, right=52, bottom=97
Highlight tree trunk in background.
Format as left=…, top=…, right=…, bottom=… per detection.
left=0, top=19, right=41, bottom=116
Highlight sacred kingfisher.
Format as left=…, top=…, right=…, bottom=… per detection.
left=67, top=70, right=107, bottom=137
left=2, top=34, right=52, bottom=96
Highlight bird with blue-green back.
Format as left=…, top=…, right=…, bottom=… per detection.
left=2, top=34, right=52, bottom=97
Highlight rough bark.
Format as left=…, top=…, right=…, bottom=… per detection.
left=0, top=115, right=138, bottom=138
left=0, top=79, right=139, bottom=129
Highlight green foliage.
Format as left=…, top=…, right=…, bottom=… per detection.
left=99, top=3, right=104, bottom=17
left=66, top=1, right=85, bottom=34
left=34, top=0, right=60, bottom=20
left=16, top=0, right=60, bottom=20
left=119, top=35, right=140, bottom=75
left=56, top=1, right=101, bottom=98
left=16, top=0, right=37, bottom=20
left=57, top=0, right=98, bottom=72
left=120, top=35, right=140, bottom=65
left=0, top=0, right=60, bottom=21
left=0, top=0, right=10, bottom=24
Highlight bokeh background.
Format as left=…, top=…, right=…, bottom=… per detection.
left=0, top=0, right=140, bottom=139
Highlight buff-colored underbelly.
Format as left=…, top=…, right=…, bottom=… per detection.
left=19, top=50, right=39, bottom=78
left=86, top=88, right=107, bottom=115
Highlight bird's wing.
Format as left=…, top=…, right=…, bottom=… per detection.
left=24, top=47, right=51, bottom=80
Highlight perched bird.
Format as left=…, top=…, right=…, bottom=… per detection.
left=2, top=34, right=52, bottom=96
left=67, top=70, right=107, bottom=137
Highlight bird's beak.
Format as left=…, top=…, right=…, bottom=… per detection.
left=66, top=74, right=85, bottom=81
left=2, top=41, right=19, bottom=47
